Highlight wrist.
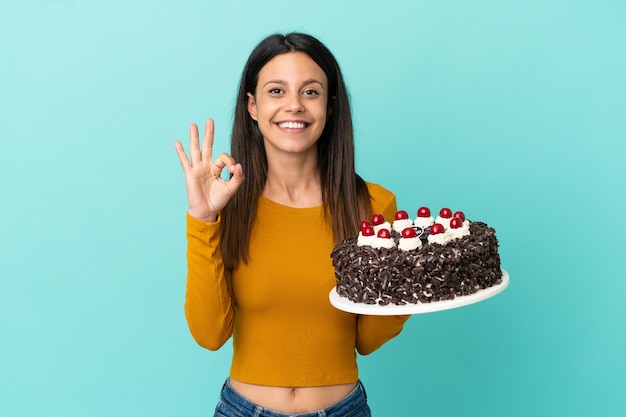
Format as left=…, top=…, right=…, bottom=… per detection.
left=188, top=210, right=218, bottom=223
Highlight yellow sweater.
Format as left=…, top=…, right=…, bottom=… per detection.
left=184, top=182, right=409, bottom=387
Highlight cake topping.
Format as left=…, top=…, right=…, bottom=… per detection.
left=439, top=208, right=452, bottom=218
left=429, top=223, right=445, bottom=235
left=417, top=207, right=431, bottom=217
left=435, top=207, right=454, bottom=229
left=356, top=225, right=376, bottom=247
left=414, top=206, right=435, bottom=228
left=450, top=217, right=463, bottom=229
left=395, top=210, right=409, bottom=220
left=398, top=227, right=422, bottom=251
left=371, top=213, right=391, bottom=234
left=362, top=226, right=375, bottom=236
left=428, top=222, right=451, bottom=245
left=357, top=206, right=472, bottom=248
left=373, top=227, right=395, bottom=249
left=453, top=211, right=465, bottom=222
left=392, top=210, right=413, bottom=233
left=447, top=216, right=471, bottom=240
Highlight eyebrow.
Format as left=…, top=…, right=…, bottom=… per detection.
left=262, top=79, right=325, bottom=89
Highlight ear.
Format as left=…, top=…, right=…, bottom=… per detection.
left=247, top=93, right=258, bottom=121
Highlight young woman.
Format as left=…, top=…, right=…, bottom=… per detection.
left=174, top=33, right=409, bottom=417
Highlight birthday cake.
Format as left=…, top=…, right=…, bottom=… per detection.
left=330, top=207, right=502, bottom=306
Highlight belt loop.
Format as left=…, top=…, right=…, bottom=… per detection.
left=318, top=410, right=326, bottom=417
left=253, top=405, right=263, bottom=417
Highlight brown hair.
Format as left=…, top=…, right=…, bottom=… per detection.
left=220, top=33, right=372, bottom=269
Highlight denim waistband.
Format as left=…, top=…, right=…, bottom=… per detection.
left=218, top=379, right=368, bottom=417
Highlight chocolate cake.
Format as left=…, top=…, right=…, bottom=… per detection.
left=330, top=208, right=502, bottom=306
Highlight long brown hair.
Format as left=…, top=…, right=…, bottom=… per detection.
left=221, top=33, right=372, bottom=269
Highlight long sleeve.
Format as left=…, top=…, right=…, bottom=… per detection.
left=355, top=183, right=411, bottom=355
left=356, top=314, right=410, bottom=355
left=184, top=213, right=235, bottom=351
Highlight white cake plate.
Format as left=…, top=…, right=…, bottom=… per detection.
left=329, top=269, right=509, bottom=315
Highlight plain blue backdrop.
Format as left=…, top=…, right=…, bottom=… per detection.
left=1, top=0, right=625, bottom=416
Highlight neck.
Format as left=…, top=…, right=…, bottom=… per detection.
left=264, top=155, right=322, bottom=208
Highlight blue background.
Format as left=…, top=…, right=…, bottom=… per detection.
left=1, top=0, right=625, bottom=416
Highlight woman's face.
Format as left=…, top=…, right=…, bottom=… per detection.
left=247, top=52, right=329, bottom=160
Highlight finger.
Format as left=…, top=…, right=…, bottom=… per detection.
left=225, top=163, right=245, bottom=195
left=212, top=153, right=237, bottom=176
left=189, top=123, right=201, bottom=165
left=174, top=140, right=191, bottom=171
left=201, top=118, right=215, bottom=162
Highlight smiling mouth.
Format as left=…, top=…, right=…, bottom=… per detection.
left=277, top=121, right=309, bottom=129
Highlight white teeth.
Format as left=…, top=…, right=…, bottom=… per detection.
left=278, top=121, right=306, bottom=129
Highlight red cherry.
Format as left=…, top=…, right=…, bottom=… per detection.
left=362, top=226, right=375, bottom=236
left=439, top=208, right=452, bottom=218
left=430, top=223, right=445, bottom=235
left=453, top=211, right=465, bottom=222
left=417, top=207, right=431, bottom=218
left=395, top=210, right=409, bottom=220
left=372, top=214, right=385, bottom=226
left=377, top=229, right=391, bottom=239
left=402, top=227, right=417, bottom=238
left=450, top=217, right=463, bottom=229
left=360, top=220, right=372, bottom=231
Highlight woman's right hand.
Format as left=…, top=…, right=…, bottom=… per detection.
left=174, top=118, right=245, bottom=222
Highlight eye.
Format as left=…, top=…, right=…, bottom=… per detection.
left=302, top=89, right=320, bottom=96
left=268, top=88, right=284, bottom=95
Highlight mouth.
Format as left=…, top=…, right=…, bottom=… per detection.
left=276, top=121, right=309, bottom=129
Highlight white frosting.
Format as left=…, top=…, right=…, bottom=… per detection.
left=357, top=233, right=377, bottom=247
left=427, top=232, right=451, bottom=245
left=373, top=222, right=391, bottom=234
left=398, top=237, right=422, bottom=251
left=373, top=237, right=395, bottom=249
left=413, top=216, right=434, bottom=228
left=392, top=218, right=413, bottom=233
left=435, top=216, right=452, bottom=229
left=446, top=221, right=471, bottom=240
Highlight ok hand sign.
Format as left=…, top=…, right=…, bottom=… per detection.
left=174, top=119, right=245, bottom=222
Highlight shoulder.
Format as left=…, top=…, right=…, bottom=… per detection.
left=365, top=182, right=397, bottom=215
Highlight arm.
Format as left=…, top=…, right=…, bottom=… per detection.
left=174, top=119, right=245, bottom=350
left=184, top=214, right=235, bottom=350
left=356, top=183, right=410, bottom=355
left=356, top=314, right=410, bottom=355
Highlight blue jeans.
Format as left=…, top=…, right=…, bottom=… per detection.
left=214, top=379, right=372, bottom=417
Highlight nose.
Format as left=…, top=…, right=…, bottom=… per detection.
left=285, top=92, right=304, bottom=112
